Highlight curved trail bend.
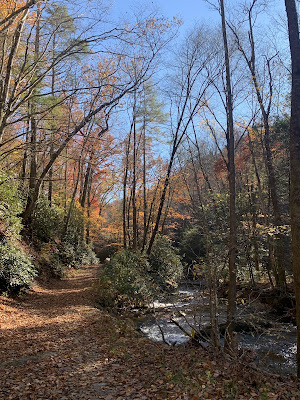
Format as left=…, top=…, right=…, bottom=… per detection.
left=0, top=265, right=175, bottom=400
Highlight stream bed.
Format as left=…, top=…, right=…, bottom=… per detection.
left=138, top=284, right=296, bottom=376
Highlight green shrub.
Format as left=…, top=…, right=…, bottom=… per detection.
left=64, top=205, right=85, bottom=246
left=60, top=240, right=98, bottom=267
left=39, top=242, right=65, bottom=277
left=77, top=242, right=99, bottom=265
left=0, top=243, right=37, bottom=294
left=32, top=197, right=64, bottom=242
left=178, top=226, right=206, bottom=266
left=40, top=239, right=99, bottom=278
left=94, top=276, right=117, bottom=308
left=99, top=249, right=156, bottom=307
left=0, top=171, right=24, bottom=237
left=149, top=234, right=183, bottom=290
left=33, top=199, right=98, bottom=276
left=48, top=254, right=66, bottom=278
left=98, top=237, right=183, bottom=309
left=59, top=241, right=78, bottom=268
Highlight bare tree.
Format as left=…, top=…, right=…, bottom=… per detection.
left=218, top=0, right=237, bottom=352
left=227, top=0, right=287, bottom=289
left=146, top=26, right=216, bottom=254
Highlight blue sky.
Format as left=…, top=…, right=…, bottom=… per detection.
left=110, top=0, right=286, bottom=34
left=151, top=0, right=216, bottom=22
left=111, top=0, right=218, bottom=30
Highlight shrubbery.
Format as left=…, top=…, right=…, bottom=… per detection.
left=0, top=243, right=37, bottom=294
left=40, top=240, right=99, bottom=278
left=178, top=226, right=206, bottom=267
left=0, top=171, right=38, bottom=294
left=32, top=197, right=64, bottom=242
left=0, top=172, right=99, bottom=292
left=78, top=242, right=99, bottom=265
left=0, top=171, right=24, bottom=237
left=97, top=250, right=155, bottom=308
left=148, top=234, right=183, bottom=289
left=33, top=198, right=98, bottom=277
left=97, top=235, right=183, bottom=308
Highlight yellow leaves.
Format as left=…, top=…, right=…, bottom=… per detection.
left=254, top=223, right=291, bottom=238
left=266, top=224, right=291, bottom=237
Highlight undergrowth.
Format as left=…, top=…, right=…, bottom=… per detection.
left=0, top=242, right=37, bottom=295
left=96, top=235, right=183, bottom=309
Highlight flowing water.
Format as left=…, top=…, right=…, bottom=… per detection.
left=138, top=284, right=297, bottom=375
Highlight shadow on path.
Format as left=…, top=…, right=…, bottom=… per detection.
left=0, top=264, right=179, bottom=400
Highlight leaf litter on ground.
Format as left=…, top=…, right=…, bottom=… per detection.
left=0, top=264, right=299, bottom=399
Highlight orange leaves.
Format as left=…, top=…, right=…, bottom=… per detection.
left=0, top=0, right=25, bottom=19
left=0, top=0, right=36, bottom=28
left=214, top=155, right=227, bottom=175
left=143, top=15, right=181, bottom=36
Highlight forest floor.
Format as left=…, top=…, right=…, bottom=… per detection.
left=0, top=264, right=299, bottom=400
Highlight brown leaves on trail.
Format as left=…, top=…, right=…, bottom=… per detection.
left=0, top=265, right=299, bottom=399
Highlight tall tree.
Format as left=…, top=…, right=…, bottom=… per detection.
left=228, top=0, right=287, bottom=289
left=284, top=0, right=300, bottom=377
left=44, top=2, right=76, bottom=206
left=219, top=0, right=237, bottom=352
left=26, top=1, right=41, bottom=215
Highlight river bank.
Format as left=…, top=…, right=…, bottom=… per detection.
left=138, top=283, right=297, bottom=376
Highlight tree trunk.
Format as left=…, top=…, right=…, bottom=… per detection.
left=220, top=0, right=237, bottom=352
left=190, top=151, right=221, bottom=350
left=284, top=0, right=300, bottom=378
left=132, top=95, right=138, bottom=251
left=160, top=187, right=173, bottom=235
left=20, top=114, right=30, bottom=186
left=80, top=154, right=93, bottom=209
left=64, top=154, right=82, bottom=237
left=142, top=116, right=148, bottom=249
left=123, top=125, right=132, bottom=248
left=27, top=112, right=37, bottom=193
left=24, top=2, right=40, bottom=222
left=48, top=35, right=56, bottom=207
left=86, top=171, right=93, bottom=244
left=263, top=117, right=286, bottom=289
left=48, top=138, right=54, bottom=206
left=63, top=133, right=90, bottom=236
left=146, top=145, right=176, bottom=255
left=247, top=132, right=275, bottom=287
left=249, top=184, right=259, bottom=272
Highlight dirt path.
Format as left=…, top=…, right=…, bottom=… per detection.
left=0, top=265, right=180, bottom=400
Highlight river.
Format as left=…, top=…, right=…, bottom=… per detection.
left=138, top=284, right=297, bottom=376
